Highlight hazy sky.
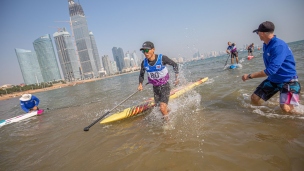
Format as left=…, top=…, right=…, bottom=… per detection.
left=0, top=0, right=303, bottom=85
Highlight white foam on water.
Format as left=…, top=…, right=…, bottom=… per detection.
left=207, top=78, right=214, bottom=84
left=143, top=90, right=202, bottom=132
left=239, top=89, right=304, bottom=120
left=164, top=92, right=202, bottom=131
left=239, top=58, right=245, bottom=63
left=236, top=63, right=243, bottom=69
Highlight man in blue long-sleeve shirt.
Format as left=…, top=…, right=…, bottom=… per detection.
left=20, top=94, right=40, bottom=113
left=242, top=21, right=301, bottom=113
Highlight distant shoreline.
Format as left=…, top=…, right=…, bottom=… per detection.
left=0, top=71, right=139, bottom=101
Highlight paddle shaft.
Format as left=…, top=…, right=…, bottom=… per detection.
left=224, top=54, right=230, bottom=68
left=83, top=87, right=144, bottom=131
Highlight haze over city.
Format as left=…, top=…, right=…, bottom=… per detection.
left=1, top=0, right=304, bottom=85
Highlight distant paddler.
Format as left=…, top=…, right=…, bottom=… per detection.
left=247, top=43, right=254, bottom=56
left=138, top=41, right=179, bottom=120
left=226, top=42, right=239, bottom=64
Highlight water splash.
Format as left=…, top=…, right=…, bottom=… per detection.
left=239, top=89, right=304, bottom=119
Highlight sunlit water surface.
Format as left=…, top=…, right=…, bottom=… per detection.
left=1, top=40, right=304, bottom=170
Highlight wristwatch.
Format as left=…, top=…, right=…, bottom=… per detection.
left=248, top=74, right=252, bottom=79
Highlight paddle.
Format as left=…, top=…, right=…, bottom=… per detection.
left=83, top=83, right=148, bottom=131
left=223, top=54, right=230, bottom=69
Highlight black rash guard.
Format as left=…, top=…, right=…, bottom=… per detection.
left=139, top=54, right=179, bottom=84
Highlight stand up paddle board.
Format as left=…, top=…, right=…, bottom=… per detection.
left=0, top=109, right=44, bottom=127
left=230, top=64, right=237, bottom=69
left=247, top=56, right=254, bottom=60
left=100, top=77, right=209, bottom=124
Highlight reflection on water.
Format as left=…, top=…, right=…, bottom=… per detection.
left=0, top=41, right=304, bottom=170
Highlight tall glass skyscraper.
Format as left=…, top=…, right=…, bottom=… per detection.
left=53, top=28, right=81, bottom=81
left=33, top=34, right=62, bottom=82
left=15, top=48, right=44, bottom=85
left=68, top=0, right=98, bottom=78
left=131, top=51, right=139, bottom=67
left=111, top=61, right=118, bottom=74
left=112, top=47, right=125, bottom=72
left=89, top=31, right=103, bottom=72
left=101, top=55, right=112, bottom=75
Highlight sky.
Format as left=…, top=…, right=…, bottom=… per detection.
left=0, top=0, right=304, bottom=85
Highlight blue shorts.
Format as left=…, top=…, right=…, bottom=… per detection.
left=254, top=79, right=301, bottom=106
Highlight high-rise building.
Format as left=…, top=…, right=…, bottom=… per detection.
left=15, top=49, right=44, bottom=85
left=68, top=0, right=98, bottom=78
left=89, top=31, right=103, bottom=71
left=101, top=55, right=112, bottom=75
left=117, top=47, right=125, bottom=70
left=111, top=61, right=118, bottom=74
left=125, top=51, right=131, bottom=67
left=53, top=28, right=81, bottom=81
left=33, top=34, right=62, bottom=82
left=124, top=57, right=130, bottom=68
left=112, top=47, right=125, bottom=72
left=131, top=51, right=139, bottom=67
left=130, top=58, right=136, bottom=67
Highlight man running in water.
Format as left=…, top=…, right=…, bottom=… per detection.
left=138, top=41, right=179, bottom=120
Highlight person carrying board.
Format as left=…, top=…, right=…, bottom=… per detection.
left=138, top=41, right=179, bottom=121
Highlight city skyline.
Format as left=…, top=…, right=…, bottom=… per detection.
left=1, top=0, right=304, bottom=85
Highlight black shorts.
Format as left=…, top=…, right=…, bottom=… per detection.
left=153, top=82, right=171, bottom=105
left=254, top=79, right=301, bottom=105
left=248, top=49, right=252, bottom=53
left=231, top=51, right=238, bottom=58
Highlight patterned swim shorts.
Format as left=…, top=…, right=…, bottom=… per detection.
left=254, top=79, right=301, bottom=106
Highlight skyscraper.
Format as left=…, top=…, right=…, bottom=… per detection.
left=15, top=49, right=44, bottom=85
left=53, top=28, right=81, bottom=81
left=112, top=47, right=125, bottom=72
left=33, top=34, right=62, bottom=82
left=131, top=51, right=139, bottom=67
left=125, top=51, right=131, bottom=67
left=111, top=61, right=118, bottom=74
left=101, top=55, right=112, bottom=75
left=124, top=57, right=130, bottom=68
left=68, top=0, right=98, bottom=78
left=117, top=47, right=125, bottom=69
left=89, top=31, right=103, bottom=72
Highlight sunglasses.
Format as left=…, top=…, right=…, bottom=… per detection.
left=141, top=49, right=150, bottom=53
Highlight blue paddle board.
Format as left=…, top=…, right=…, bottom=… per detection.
left=230, top=64, right=237, bottom=69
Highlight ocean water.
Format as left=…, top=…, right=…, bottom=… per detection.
left=0, top=40, right=304, bottom=170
